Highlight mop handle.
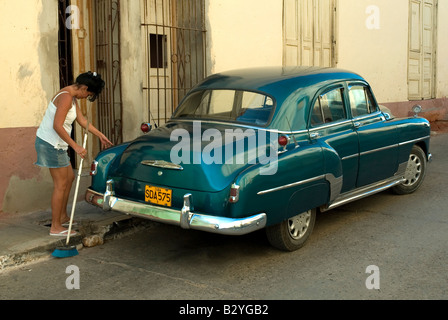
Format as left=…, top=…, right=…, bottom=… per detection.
left=66, top=122, right=89, bottom=245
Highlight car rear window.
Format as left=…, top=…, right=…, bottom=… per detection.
left=172, top=89, right=275, bottom=126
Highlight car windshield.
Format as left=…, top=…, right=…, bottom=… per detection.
left=172, top=89, right=275, bottom=126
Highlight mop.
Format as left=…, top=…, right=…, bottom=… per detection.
left=52, top=122, right=89, bottom=258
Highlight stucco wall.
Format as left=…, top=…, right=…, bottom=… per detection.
left=0, top=0, right=59, bottom=213
left=0, top=0, right=59, bottom=128
left=336, top=0, right=409, bottom=104
left=120, top=0, right=145, bottom=142
left=206, top=0, right=283, bottom=74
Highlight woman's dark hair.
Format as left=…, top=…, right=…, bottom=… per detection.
left=75, top=71, right=105, bottom=102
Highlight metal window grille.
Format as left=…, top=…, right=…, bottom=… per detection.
left=94, top=0, right=124, bottom=145
left=141, top=0, right=207, bottom=126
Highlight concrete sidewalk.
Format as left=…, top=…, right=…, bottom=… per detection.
left=0, top=201, right=152, bottom=272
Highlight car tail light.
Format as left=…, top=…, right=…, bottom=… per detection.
left=278, top=135, right=289, bottom=147
left=141, top=122, right=152, bottom=133
left=229, top=183, right=240, bottom=203
left=90, top=160, right=98, bottom=176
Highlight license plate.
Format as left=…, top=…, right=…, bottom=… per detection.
left=145, top=185, right=172, bottom=207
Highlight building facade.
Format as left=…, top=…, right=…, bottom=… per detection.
left=0, top=0, right=447, bottom=214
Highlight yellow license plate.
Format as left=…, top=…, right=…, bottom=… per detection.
left=145, top=185, right=172, bottom=207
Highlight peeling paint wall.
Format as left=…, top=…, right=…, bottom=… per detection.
left=120, top=0, right=145, bottom=142
left=0, top=0, right=59, bottom=213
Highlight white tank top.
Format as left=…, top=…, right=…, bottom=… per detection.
left=36, top=91, right=77, bottom=150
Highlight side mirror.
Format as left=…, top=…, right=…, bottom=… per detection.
left=412, top=105, right=422, bottom=117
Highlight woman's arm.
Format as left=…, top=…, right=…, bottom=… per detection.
left=75, top=103, right=114, bottom=149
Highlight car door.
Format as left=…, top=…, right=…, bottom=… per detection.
left=309, top=84, right=359, bottom=194
left=347, top=83, right=399, bottom=187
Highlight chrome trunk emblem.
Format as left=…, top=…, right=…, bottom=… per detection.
left=141, top=160, right=184, bottom=171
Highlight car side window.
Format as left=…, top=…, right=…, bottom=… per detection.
left=349, top=86, right=377, bottom=117
left=311, top=88, right=346, bottom=126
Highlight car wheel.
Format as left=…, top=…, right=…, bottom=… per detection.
left=266, top=208, right=316, bottom=252
left=392, top=145, right=427, bottom=195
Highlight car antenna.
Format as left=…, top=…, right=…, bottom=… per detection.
left=149, top=108, right=158, bottom=129
left=285, top=116, right=298, bottom=148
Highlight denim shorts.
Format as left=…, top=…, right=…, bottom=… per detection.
left=35, top=136, right=71, bottom=168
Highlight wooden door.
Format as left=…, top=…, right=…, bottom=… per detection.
left=408, top=0, right=437, bottom=100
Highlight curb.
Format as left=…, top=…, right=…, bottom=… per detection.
left=0, top=216, right=154, bottom=272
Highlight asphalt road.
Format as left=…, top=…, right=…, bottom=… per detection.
left=1, top=133, right=447, bottom=303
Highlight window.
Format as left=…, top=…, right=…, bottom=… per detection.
left=173, top=89, right=274, bottom=126
left=311, top=88, right=346, bottom=126
left=150, top=34, right=167, bottom=69
left=349, top=86, right=377, bottom=117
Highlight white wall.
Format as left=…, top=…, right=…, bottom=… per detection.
left=336, top=0, right=409, bottom=103
left=0, top=0, right=59, bottom=129
left=206, top=0, right=283, bottom=74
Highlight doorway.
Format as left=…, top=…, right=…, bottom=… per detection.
left=58, top=0, right=75, bottom=167
left=408, top=0, right=438, bottom=100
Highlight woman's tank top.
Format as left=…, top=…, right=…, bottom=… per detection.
left=36, top=91, right=77, bottom=150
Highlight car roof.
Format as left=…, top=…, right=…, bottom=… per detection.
left=194, top=66, right=366, bottom=97
left=190, top=67, right=367, bottom=131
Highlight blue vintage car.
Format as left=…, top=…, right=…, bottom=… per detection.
left=85, top=67, right=431, bottom=251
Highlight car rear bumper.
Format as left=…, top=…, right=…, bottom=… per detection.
left=85, top=180, right=267, bottom=236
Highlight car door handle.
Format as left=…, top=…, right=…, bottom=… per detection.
left=354, top=122, right=362, bottom=128
left=310, top=132, right=320, bottom=139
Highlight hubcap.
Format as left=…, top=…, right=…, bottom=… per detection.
left=403, top=154, right=422, bottom=186
left=288, top=210, right=311, bottom=240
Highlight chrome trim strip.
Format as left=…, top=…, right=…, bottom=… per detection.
left=351, top=110, right=383, bottom=121
left=325, top=173, right=343, bottom=203
left=308, top=119, right=352, bottom=131
left=360, top=144, right=398, bottom=156
left=86, top=186, right=267, bottom=236
left=257, top=175, right=326, bottom=195
left=398, top=135, right=431, bottom=146
left=141, top=160, right=184, bottom=171
left=322, top=176, right=405, bottom=212
left=341, top=153, right=359, bottom=161
left=168, top=119, right=308, bottom=135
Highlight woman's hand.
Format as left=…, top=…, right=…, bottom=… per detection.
left=73, top=144, right=88, bottom=159
left=99, top=134, right=114, bottom=149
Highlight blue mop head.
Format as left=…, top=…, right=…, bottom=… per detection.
left=52, top=245, right=79, bottom=258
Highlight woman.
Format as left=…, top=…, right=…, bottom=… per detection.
left=35, top=71, right=113, bottom=236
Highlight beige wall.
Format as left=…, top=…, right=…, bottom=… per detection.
left=336, top=0, right=409, bottom=103
left=120, top=0, right=146, bottom=142
left=206, top=0, right=283, bottom=74
left=0, top=0, right=59, bottom=129
left=0, top=0, right=60, bottom=213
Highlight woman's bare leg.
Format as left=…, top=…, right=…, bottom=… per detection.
left=49, top=166, right=73, bottom=234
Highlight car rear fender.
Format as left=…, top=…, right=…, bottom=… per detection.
left=90, top=143, right=130, bottom=193
left=230, top=142, right=331, bottom=226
